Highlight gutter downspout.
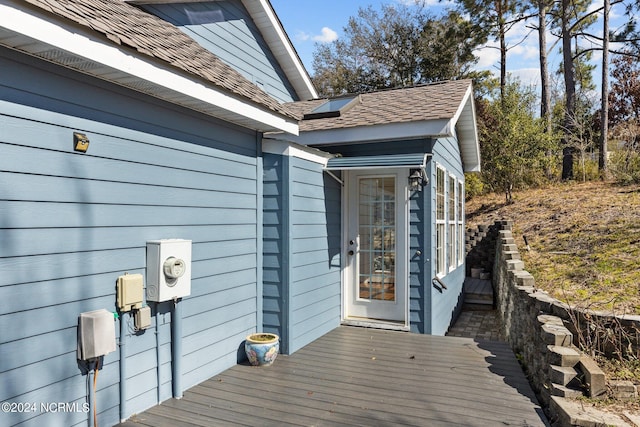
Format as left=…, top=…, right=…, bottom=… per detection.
left=119, top=312, right=127, bottom=422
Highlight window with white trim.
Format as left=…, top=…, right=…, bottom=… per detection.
left=457, top=181, right=465, bottom=266
left=435, top=166, right=446, bottom=276
left=447, top=174, right=456, bottom=271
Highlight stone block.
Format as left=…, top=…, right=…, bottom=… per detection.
left=578, top=355, right=607, bottom=398
left=610, top=380, right=638, bottom=400
left=550, top=383, right=584, bottom=398
left=513, top=272, right=535, bottom=288
left=550, top=396, right=633, bottom=427
left=542, top=323, right=573, bottom=346
left=538, top=314, right=564, bottom=326
left=549, top=364, right=581, bottom=387
left=506, top=259, right=524, bottom=271
left=547, top=345, right=581, bottom=367
left=534, top=292, right=557, bottom=312
left=502, top=251, right=521, bottom=260
left=502, top=243, right=518, bottom=252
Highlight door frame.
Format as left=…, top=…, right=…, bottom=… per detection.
left=341, top=168, right=410, bottom=331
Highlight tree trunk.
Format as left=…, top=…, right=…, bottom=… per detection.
left=561, top=0, right=575, bottom=180
left=538, top=0, right=551, bottom=134
left=599, top=0, right=610, bottom=177
left=500, top=19, right=507, bottom=102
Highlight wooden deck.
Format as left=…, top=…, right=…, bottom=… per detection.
left=119, top=326, right=548, bottom=427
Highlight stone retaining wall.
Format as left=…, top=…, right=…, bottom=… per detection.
left=488, top=221, right=640, bottom=361
left=471, top=220, right=640, bottom=424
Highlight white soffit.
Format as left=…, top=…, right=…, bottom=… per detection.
left=0, top=1, right=299, bottom=135
left=242, top=0, right=318, bottom=101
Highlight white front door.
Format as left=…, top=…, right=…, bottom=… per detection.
left=344, top=170, right=408, bottom=323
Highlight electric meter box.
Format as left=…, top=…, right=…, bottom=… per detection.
left=146, top=239, right=192, bottom=302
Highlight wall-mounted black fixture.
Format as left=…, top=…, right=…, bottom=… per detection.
left=409, top=168, right=427, bottom=191
left=73, top=132, right=90, bottom=153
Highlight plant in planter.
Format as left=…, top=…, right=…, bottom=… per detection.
left=244, top=333, right=279, bottom=367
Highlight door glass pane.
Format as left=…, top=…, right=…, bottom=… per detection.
left=358, top=177, right=396, bottom=301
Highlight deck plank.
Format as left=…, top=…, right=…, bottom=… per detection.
left=118, top=326, right=548, bottom=427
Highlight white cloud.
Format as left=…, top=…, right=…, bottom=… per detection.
left=312, top=27, right=338, bottom=43
left=508, top=68, right=541, bottom=87
left=295, top=30, right=310, bottom=42
left=296, top=27, right=338, bottom=44
left=508, top=44, right=540, bottom=61
left=474, top=41, right=501, bottom=70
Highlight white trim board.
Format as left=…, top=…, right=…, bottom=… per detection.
left=262, top=138, right=333, bottom=165
left=0, top=0, right=299, bottom=135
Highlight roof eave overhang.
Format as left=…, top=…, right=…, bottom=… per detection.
left=241, top=0, right=318, bottom=101
left=0, top=1, right=299, bottom=135
left=279, top=119, right=454, bottom=147
left=454, top=83, right=481, bottom=173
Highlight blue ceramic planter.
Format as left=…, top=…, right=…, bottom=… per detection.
left=245, top=333, right=279, bottom=367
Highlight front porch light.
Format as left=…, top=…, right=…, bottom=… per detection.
left=409, top=169, right=427, bottom=191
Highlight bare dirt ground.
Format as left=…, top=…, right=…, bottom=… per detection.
left=466, top=181, right=640, bottom=314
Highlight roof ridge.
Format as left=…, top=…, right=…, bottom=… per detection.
left=314, top=79, right=471, bottom=101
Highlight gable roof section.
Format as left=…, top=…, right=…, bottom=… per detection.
left=0, top=0, right=300, bottom=134
left=240, top=0, right=317, bottom=100
left=283, top=80, right=481, bottom=172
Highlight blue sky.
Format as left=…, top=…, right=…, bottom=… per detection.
left=270, top=0, right=626, bottom=93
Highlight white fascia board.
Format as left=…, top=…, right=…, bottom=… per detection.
left=0, top=1, right=299, bottom=135
left=242, top=0, right=318, bottom=100
left=262, top=138, right=333, bottom=165
left=451, top=82, right=473, bottom=125
left=453, top=83, right=481, bottom=173
left=285, top=119, right=453, bottom=147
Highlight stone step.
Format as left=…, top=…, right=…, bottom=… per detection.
left=549, top=365, right=582, bottom=387
left=541, top=322, right=573, bottom=347
left=465, top=293, right=493, bottom=303
left=547, top=345, right=581, bottom=367
left=550, top=383, right=584, bottom=399
left=462, top=302, right=495, bottom=311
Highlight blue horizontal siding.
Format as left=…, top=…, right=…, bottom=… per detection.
left=142, top=1, right=298, bottom=103
left=429, top=137, right=466, bottom=335
left=262, top=153, right=289, bottom=351
left=0, top=47, right=260, bottom=426
left=287, top=157, right=341, bottom=354
left=0, top=225, right=255, bottom=259
left=262, top=152, right=341, bottom=355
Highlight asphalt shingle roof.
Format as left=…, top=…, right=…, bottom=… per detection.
left=286, top=80, right=472, bottom=132
left=23, top=0, right=299, bottom=120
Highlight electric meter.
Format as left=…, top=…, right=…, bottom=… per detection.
left=163, top=257, right=186, bottom=281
